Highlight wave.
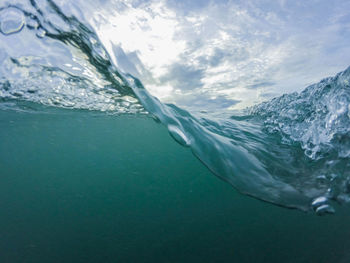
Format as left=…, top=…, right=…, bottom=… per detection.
left=0, top=1, right=143, bottom=113
left=1, top=0, right=349, bottom=214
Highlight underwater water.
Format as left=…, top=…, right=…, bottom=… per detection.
left=1, top=107, right=350, bottom=263
left=0, top=0, right=350, bottom=262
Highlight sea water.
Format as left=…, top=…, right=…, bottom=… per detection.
left=1, top=107, right=350, bottom=263
left=0, top=1, right=350, bottom=262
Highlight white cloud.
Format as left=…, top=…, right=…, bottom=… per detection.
left=94, top=1, right=186, bottom=78
left=88, top=0, right=350, bottom=110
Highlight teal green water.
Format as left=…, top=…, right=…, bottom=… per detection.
left=1, top=108, right=350, bottom=263
left=1, top=0, right=350, bottom=213
left=1, top=1, right=350, bottom=262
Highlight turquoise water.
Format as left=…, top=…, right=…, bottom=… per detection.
left=1, top=108, right=350, bottom=262
left=1, top=1, right=350, bottom=262
left=1, top=0, right=349, bottom=213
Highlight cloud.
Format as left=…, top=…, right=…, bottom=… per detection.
left=90, top=0, right=350, bottom=110
left=160, top=63, right=204, bottom=90
left=171, top=93, right=241, bottom=111
left=246, top=81, right=276, bottom=90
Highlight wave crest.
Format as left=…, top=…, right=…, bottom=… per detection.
left=0, top=2, right=143, bottom=113
left=250, top=67, right=350, bottom=160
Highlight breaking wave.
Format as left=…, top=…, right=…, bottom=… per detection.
left=1, top=0, right=349, bottom=214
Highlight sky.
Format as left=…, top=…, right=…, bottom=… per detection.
left=88, top=0, right=350, bottom=110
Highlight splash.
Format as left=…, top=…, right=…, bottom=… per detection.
left=1, top=0, right=349, bottom=214
left=250, top=67, right=350, bottom=160
left=0, top=2, right=143, bottom=113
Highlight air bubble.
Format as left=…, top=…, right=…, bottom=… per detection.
left=168, top=125, right=190, bottom=147
left=0, top=7, right=25, bottom=35
left=316, top=174, right=328, bottom=185
left=26, top=16, right=39, bottom=30
left=315, top=204, right=335, bottom=216
left=311, top=196, right=336, bottom=215
left=36, top=27, right=46, bottom=38
left=311, top=196, right=328, bottom=207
